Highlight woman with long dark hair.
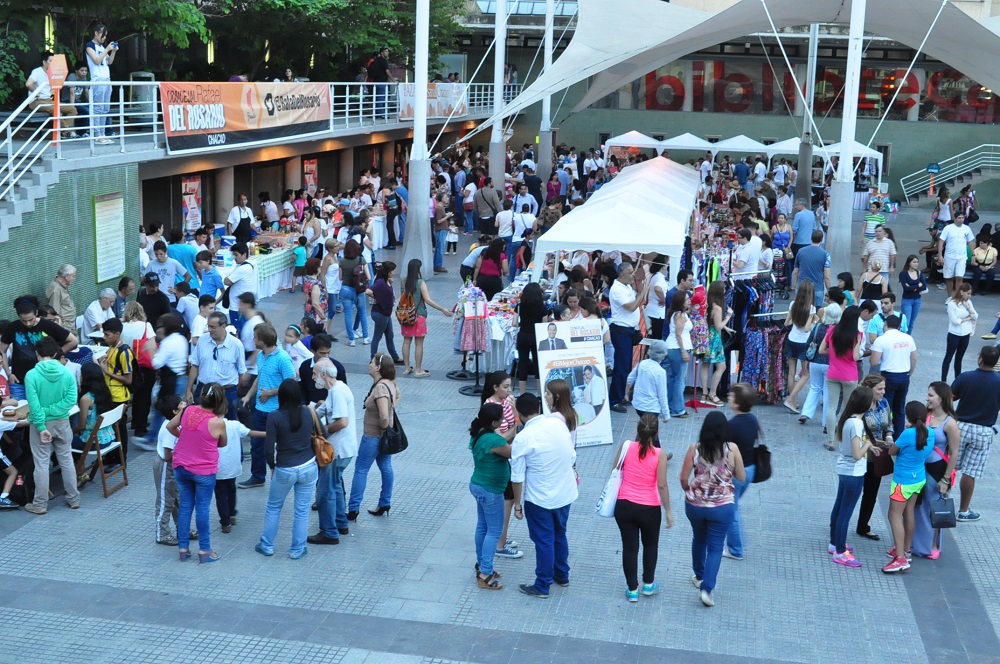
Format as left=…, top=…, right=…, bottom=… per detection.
left=680, top=410, right=745, bottom=607
left=255, top=379, right=317, bottom=560
left=898, top=255, right=927, bottom=334
left=828, top=386, right=877, bottom=567
left=882, top=401, right=933, bottom=573
left=72, top=362, right=116, bottom=458
left=818, top=305, right=863, bottom=451
left=366, top=261, right=401, bottom=363
left=339, top=238, right=371, bottom=346
left=168, top=383, right=228, bottom=563
left=481, top=370, right=522, bottom=559
left=700, top=281, right=732, bottom=405
left=399, top=259, right=452, bottom=377
left=942, top=283, right=977, bottom=381
left=348, top=354, right=400, bottom=519
left=664, top=291, right=693, bottom=418
left=468, top=402, right=513, bottom=590
left=613, top=414, right=674, bottom=602
left=544, top=378, right=578, bottom=434
left=912, top=382, right=961, bottom=559
left=512, top=282, right=549, bottom=395
left=783, top=281, right=817, bottom=413
left=473, top=238, right=509, bottom=300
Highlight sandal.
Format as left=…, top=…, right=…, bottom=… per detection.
left=824, top=442, right=836, bottom=452
left=474, top=563, right=501, bottom=578
left=708, top=395, right=724, bottom=405
left=414, top=371, right=431, bottom=378
left=404, top=367, right=413, bottom=375
left=477, top=572, right=503, bottom=590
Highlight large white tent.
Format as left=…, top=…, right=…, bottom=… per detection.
left=711, top=134, right=769, bottom=158
left=659, top=132, right=714, bottom=153
left=765, top=138, right=807, bottom=159
left=817, top=140, right=883, bottom=184
left=531, top=157, right=700, bottom=280
left=604, top=130, right=664, bottom=153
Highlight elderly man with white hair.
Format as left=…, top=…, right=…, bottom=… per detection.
left=625, top=339, right=670, bottom=432
left=82, top=287, right=117, bottom=338
left=46, top=264, right=78, bottom=332
left=308, top=358, right=358, bottom=545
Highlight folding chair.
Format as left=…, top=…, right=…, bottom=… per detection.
left=75, top=404, right=128, bottom=498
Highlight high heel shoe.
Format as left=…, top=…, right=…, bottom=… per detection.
left=367, top=505, right=391, bottom=516
left=199, top=550, right=221, bottom=564
left=346, top=510, right=359, bottom=521
left=178, top=549, right=191, bottom=561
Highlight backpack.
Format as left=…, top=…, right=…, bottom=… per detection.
left=353, top=261, right=369, bottom=294
left=396, top=290, right=417, bottom=326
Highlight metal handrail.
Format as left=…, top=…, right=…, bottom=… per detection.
left=899, top=144, right=1000, bottom=203
left=1, top=80, right=517, bottom=214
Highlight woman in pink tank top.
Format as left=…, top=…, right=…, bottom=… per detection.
left=167, top=383, right=229, bottom=564
left=680, top=411, right=746, bottom=607
left=612, top=415, right=674, bottom=602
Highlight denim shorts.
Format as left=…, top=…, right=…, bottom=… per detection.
left=786, top=340, right=808, bottom=361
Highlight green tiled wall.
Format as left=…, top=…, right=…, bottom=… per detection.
left=1, top=164, right=140, bottom=317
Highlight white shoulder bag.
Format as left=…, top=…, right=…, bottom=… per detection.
left=595, top=442, right=630, bottom=518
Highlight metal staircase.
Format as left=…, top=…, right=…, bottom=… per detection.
left=900, top=144, right=1000, bottom=205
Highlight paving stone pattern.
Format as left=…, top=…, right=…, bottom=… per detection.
left=0, top=208, right=997, bottom=662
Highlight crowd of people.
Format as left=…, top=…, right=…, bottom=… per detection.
left=1, top=141, right=998, bottom=611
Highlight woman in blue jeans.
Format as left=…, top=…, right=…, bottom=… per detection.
left=898, top=255, right=926, bottom=335
left=348, top=354, right=400, bottom=519
left=339, top=239, right=371, bottom=347
left=167, top=383, right=229, bottom=563
left=680, top=411, right=745, bottom=607
left=828, top=386, right=879, bottom=567
left=663, top=291, right=693, bottom=418
left=468, top=401, right=511, bottom=590
left=255, top=379, right=318, bottom=560
left=723, top=384, right=760, bottom=560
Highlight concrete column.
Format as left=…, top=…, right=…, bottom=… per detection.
left=216, top=167, right=235, bottom=220
left=682, top=64, right=694, bottom=113
left=338, top=149, right=353, bottom=192
left=489, top=0, right=508, bottom=189
left=380, top=142, right=395, bottom=178
left=285, top=157, right=302, bottom=191
left=402, top=0, right=434, bottom=278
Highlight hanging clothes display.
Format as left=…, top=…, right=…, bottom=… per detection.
left=740, top=318, right=788, bottom=404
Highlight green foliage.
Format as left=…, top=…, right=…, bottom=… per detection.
left=0, top=25, right=30, bottom=104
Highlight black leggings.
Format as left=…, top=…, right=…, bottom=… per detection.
left=214, top=478, right=237, bottom=526
left=614, top=499, right=661, bottom=591
left=856, top=462, right=883, bottom=536
left=516, top=334, right=538, bottom=381
left=941, top=332, right=970, bottom=382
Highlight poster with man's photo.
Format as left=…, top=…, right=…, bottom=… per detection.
left=535, top=320, right=612, bottom=447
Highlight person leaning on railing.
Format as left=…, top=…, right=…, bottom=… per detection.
left=25, top=52, right=78, bottom=136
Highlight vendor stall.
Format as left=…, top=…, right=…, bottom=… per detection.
left=218, top=244, right=296, bottom=300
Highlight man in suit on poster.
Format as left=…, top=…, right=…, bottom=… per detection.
left=539, top=323, right=567, bottom=351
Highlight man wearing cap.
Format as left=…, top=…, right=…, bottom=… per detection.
left=136, top=273, right=171, bottom=328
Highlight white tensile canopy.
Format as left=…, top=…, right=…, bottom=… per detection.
left=659, top=132, right=714, bottom=152
left=711, top=134, right=769, bottom=157
left=532, top=157, right=700, bottom=280
left=765, top=137, right=807, bottom=158
left=818, top=140, right=883, bottom=183
left=480, top=0, right=1000, bottom=131
left=604, top=130, right=664, bottom=152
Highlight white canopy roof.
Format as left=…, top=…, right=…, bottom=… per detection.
left=604, top=130, right=664, bottom=152
left=711, top=134, right=769, bottom=156
left=480, top=0, right=1000, bottom=133
left=818, top=140, right=883, bottom=161
left=659, top=132, right=714, bottom=152
left=765, top=137, right=807, bottom=157
left=532, top=157, right=699, bottom=278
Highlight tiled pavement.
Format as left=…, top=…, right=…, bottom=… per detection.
left=0, top=207, right=998, bottom=663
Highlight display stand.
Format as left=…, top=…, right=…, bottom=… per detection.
left=458, top=299, right=489, bottom=397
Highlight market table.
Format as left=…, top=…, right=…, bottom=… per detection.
left=218, top=247, right=295, bottom=300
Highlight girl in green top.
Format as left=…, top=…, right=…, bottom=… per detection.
left=469, top=401, right=512, bottom=589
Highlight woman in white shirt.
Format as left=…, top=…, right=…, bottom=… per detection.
left=783, top=283, right=818, bottom=413
left=149, top=313, right=189, bottom=440
left=934, top=189, right=954, bottom=224
left=664, top=291, right=693, bottom=418
left=85, top=24, right=118, bottom=143
left=758, top=234, right=775, bottom=272
left=942, top=283, right=978, bottom=382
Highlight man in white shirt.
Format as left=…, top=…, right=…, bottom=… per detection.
left=937, top=212, right=976, bottom=298
left=82, top=288, right=116, bottom=338
left=869, top=314, right=917, bottom=437
left=225, top=243, right=257, bottom=332
left=310, top=359, right=358, bottom=544
left=185, top=311, right=246, bottom=419
left=773, top=159, right=788, bottom=185
left=696, top=176, right=714, bottom=204
left=25, top=51, right=78, bottom=132
left=608, top=262, right=651, bottom=412
left=511, top=184, right=538, bottom=217
left=510, top=393, right=577, bottom=599
left=753, top=157, right=767, bottom=186
left=699, top=157, right=713, bottom=183
left=733, top=229, right=762, bottom=280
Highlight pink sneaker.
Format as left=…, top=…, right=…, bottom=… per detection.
left=886, top=547, right=912, bottom=562
left=882, top=556, right=911, bottom=574
left=832, top=552, right=862, bottom=567
left=927, top=548, right=940, bottom=560
left=828, top=543, right=855, bottom=554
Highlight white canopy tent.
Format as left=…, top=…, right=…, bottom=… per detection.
left=766, top=138, right=807, bottom=158
left=817, top=140, right=883, bottom=185
left=711, top=134, right=769, bottom=159
left=659, top=132, right=714, bottom=153
left=532, top=157, right=700, bottom=280
left=604, top=130, right=664, bottom=153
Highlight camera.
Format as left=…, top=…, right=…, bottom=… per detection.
left=111, top=41, right=118, bottom=49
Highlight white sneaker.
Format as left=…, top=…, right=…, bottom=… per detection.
left=348, top=340, right=356, bottom=347
left=362, top=337, right=371, bottom=345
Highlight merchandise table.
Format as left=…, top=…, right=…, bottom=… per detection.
left=218, top=247, right=295, bottom=301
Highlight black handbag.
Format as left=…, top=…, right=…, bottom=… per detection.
left=378, top=390, right=408, bottom=455
left=930, top=495, right=957, bottom=529
left=862, top=420, right=894, bottom=477
left=752, top=444, right=771, bottom=483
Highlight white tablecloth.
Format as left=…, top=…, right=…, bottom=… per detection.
left=217, top=249, right=296, bottom=301
left=369, top=215, right=388, bottom=250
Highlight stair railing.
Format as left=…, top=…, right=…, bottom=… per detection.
left=899, top=144, right=1000, bottom=204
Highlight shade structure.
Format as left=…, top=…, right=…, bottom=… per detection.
left=711, top=134, right=769, bottom=157
left=531, top=157, right=700, bottom=279
left=604, top=130, right=664, bottom=152
left=659, top=132, right=714, bottom=152
left=765, top=137, right=808, bottom=158
left=817, top=140, right=883, bottom=183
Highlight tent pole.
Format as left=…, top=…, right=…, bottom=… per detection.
left=402, top=0, right=434, bottom=278
left=796, top=23, right=818, bottom=203
left=489, top=0, right=509, bottom=190
left=828, top=1, right=865, bottom=276
left=537, top=0, right=555, bottom=182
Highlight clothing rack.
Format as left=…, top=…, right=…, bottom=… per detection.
left=752, top=310, right=790, bottom=318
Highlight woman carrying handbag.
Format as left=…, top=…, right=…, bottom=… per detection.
left=348, top=354, right=401, bottom=519
left=612, top=415, right=673, bottom=602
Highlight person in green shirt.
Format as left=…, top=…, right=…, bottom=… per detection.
left=469, top=401, right=512, bottom=590
left=25, top=337, right=80, bottom=514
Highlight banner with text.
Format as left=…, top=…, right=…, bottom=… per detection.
left=160, top=82, right=331, bottom=154
left=93, top=192, right=126, bottom=283
left=181, top=175, right=202, bottom=232
left=397, top=83, right=468, bottom=121
left=535, top=320, right=612, bottom=448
